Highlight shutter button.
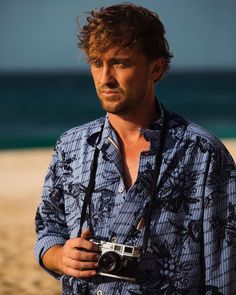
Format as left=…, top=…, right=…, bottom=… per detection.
left=111, top=236, right=117, bottom=243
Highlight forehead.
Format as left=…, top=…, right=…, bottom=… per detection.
left=89, top=47, right=145, bottom=61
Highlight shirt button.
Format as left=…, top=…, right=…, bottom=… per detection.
left=118, top=185, right=124, bottom=193
left=97, top=290, right=103, bottom=295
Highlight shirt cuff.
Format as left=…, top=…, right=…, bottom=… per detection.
left=34, top=235, right=67, bottom=279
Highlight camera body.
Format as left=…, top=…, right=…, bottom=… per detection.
left=92, top=240, right=141, bottom=281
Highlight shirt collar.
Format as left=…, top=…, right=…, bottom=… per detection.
left=139, top=101, right=166, bottom=149
left=141, top=102, right=188, bottom=150
left=86, top=115, right=119, bottom=151
left=87, top=101, right=168, bottom=151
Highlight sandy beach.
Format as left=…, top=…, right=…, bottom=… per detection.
left=0, top=140, right=235, bottom=295
left=0, top=148, right=61, bottom=295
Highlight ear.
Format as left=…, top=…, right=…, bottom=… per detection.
left=150, top=58, right=166, bottom=82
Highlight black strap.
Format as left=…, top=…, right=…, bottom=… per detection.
left=78, top=125, right=104, bottom=237
left=78, top=112, right=169, bottom=253
left=142, top=113, right=169, bottom=253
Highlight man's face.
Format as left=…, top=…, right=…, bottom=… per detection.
left=90, top=47, right=161, bottom=116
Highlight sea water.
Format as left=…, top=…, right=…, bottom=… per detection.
left=0, top=71, right=235, bottom=149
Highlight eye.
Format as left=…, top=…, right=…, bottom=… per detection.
left=93, top=60, right=103, bottom=68
left=89, top=58, right=103, bottom=68
left=112, top=60, right=128, bottom=68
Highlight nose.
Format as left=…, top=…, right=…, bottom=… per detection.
left=99, top=65, right=116, bottom=86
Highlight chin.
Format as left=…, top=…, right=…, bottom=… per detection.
left=105, top=106, right=131, bottom=116
left=100, top=101, right=124, bottom=114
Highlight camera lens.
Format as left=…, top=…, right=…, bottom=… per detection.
left=98, top=251, right=122, bottom=274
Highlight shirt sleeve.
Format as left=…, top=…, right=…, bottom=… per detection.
left=203, top=144, right=236, bottom=294
left=34, top=142, right=69, bottom=279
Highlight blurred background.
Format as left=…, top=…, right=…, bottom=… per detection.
left=0, top=0, right=236, bottom=148
left=0, top=0, right=235, bottom=294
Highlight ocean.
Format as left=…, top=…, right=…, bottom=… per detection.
left=0, top=71, right=235, bottom=149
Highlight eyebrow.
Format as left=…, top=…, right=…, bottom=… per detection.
left=110, top=57, right=130, bottom=62
left=88, top=56, right=132, bottom=65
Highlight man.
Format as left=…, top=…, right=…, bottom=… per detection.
left=35, top=3, right=236, bottom=294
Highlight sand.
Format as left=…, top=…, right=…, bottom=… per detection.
left=0, top=140, right=235, bottom=295
left=0, top=148, right=61, bottom=295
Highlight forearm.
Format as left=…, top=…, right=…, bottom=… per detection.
left=42, top=245, right=64, bottom=275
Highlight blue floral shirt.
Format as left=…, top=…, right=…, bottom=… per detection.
left=35, top=106, right=236, bottom=294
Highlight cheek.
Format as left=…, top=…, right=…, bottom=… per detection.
left=93, top=78, right=100, bottom=90
left=118, top=73, right=137, bottom=89
left=91, top=69, right=99, bottom=84
left=124, top=76, right=144, bottom=91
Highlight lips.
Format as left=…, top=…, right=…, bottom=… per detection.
left=99, top=90, right=122, bottom=99
left=101, top=91, right=120, bottom=95
left=98, top=86, right=122, bottom=94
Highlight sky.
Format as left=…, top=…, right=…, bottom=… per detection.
left=0, top=0, right=236, bottom=72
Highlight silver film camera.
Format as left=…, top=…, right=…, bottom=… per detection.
left=92, top=240, right=141, bottom=281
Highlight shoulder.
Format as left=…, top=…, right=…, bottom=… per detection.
left=55, top=116, right=105, bottom=151
left=186, top=121, right=224, bottom=150
left=169, top=111, right=235, bottom=164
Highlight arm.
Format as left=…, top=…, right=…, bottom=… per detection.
left=35, top=144, right=99, bottom=278
left=203, top=147, right=236, bottom=294
left=35, top=145, right=68, bottom=278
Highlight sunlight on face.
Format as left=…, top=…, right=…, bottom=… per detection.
left=90, top=47, right=161, bottom=116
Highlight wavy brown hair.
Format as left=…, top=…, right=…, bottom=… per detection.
left=77, top=2, right=173, bottom=74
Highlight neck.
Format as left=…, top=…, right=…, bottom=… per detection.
left=108, top=99, right=160, bottom=143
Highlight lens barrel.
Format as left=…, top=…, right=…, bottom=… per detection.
left=98, top=251, right=122, bottom=274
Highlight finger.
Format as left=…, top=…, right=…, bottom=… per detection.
left=68, top=259, right=98, bottom=271
left=76, top=238, right=99, bottom=253
left=64, top=267, right=97, bottom=278
left=70, top=250, right=99, bottom=262
left=72, top=269, right=97, bottom=278
left=62, top=255, right=98, bottom=276
left=67, top=237, right=98, bottom=252
left=81, top=228, right=91, bottom=240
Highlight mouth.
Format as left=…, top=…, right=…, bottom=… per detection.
left=100, top=90, right=121, bottom=97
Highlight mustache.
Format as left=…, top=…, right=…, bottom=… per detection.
left=98, top=85, right=123, bottom=93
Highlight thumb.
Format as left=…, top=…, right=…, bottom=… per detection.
left=81, top=228, right=91, bottom=240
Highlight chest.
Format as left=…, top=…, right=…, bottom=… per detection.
left=121, top=139, right=150, bottom=189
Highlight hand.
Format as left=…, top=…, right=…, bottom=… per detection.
left=60, top=228, right=100, bottom=278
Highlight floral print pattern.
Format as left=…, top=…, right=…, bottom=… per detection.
left=35, top=108, right=236, bottom=294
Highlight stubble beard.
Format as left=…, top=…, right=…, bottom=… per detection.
left=97, top=91, right=129, bottom=115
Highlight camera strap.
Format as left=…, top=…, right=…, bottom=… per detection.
left=78, top=124, right=104, bottom=237
left=141, top=112, right=169, bottom=254
left=78, top=111, right=169, bottom=252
